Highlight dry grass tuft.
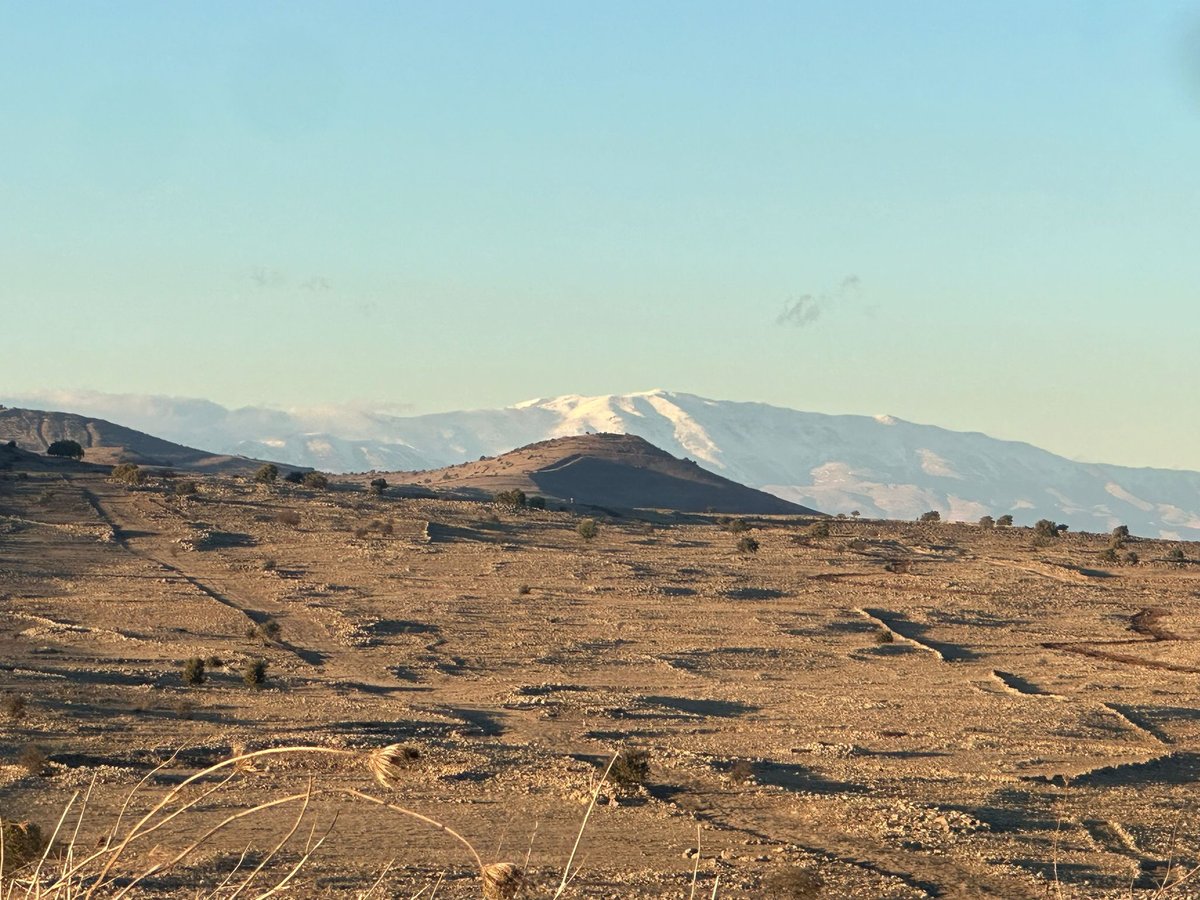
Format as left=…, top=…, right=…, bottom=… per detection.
left=0, top=821, right=45, bottom=876
left=365, top=743, right=422, bottom=789
left=482, top=860, right=525, bottom=899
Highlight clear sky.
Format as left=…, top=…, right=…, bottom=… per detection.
left=3, top=1, right=1200, bottom=469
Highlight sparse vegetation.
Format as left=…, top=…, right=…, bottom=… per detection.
left=173, top=479, right=198, bottom=497
left=1166, top=547, right=1188, bottom=565
left=275, top=509, right=301, bottom=526
left=1112, top=524, right=1130, bottom=541
left=182, top=656, right=206, bottom=686
left=1034, top=518, right=1060, bottom=538
left=719, top=516, right=751, bottom=532
left=736, top=535, right=760, bottom=553
left=283, top=469, right=304, bottom=483
left=918, top=510, right=941, bottom=523
left=517, top=583, right=532, bottom=596
left=17, top=743, right=48, bottom=776
left=494, top=488, right=527, bottom=508
left=1098, top=547, right=1119, bottom=564
left=247, top=619, right=281, bottom=644
left=369, top=477, right=388, bottom=496
left=978, top=515, right=995, bottom=528
left=255, top=463, right=279, bottom=484
left=608, top=747, right=650, bottom=786
left=2, top=693, right=27, bottom=721
left=807, top=520, right=831, bottom=538
left=242, top=658, right=268, bottom=686
left=996, top=514, right=1014, bottom=527
left=527, top=495, right=546, bottom=510
left=577, top=518, right=598, bottom=540
left=302, top=471, right=329, bottom=489
left=110, top=462, right=144, bottom=485
left=46, top=439, right=83, bottom=460
left=874, top=627, right=895, bottom=644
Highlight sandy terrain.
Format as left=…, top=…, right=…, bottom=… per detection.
left=3, top=459, right=1200, bottom=897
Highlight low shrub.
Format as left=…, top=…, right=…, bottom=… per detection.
left=996, top=514, right=1014, bottom=527
left=110, top=463, right=144, bottom=485
left=494, top=489, right=527, bottom=509
left=978, top=515, right=995, bottom=529
left=608, top=747, right=650, bottom=786
left=517, top=584, right=532, bottom=596
left=577, top=518, right=598, bottom=540
left=874, top=627, right=895, bottom=644
left=918, top=510, right=941, bottom=523
left=527, top=495, right=546, bottom=510
left=182, top=657, right=206, bottom=686
left=255, top=464, right=279, bottom=484
left=302, top=472, right=329, bottom=489
left=18, top=744, right=48, bottom=776
left=2, top=693, right=27, bottom=720
left=807, top=520, right=831, bottom=538
left=283, top=470, right=304, bottom=484
left=275, top=509, right=301, bottom=526
left=736, top=535, right=760, bottom=553
left=242, top=658, right=268, bottom=687
left=368, top=477, right=388, bottom=496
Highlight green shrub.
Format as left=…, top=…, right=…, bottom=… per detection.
left=527, top=495, right=546, bottom=510
left=182, top=657, right=206, bottom=686
left=918, top=510, right=941, bottom=523
left=46, top=439, right=83, bottom=460
left=283, top=470, right=304, bottom=484
left=1124, top=550, right=1139, bottom=566
left=255, top=464, right=279, bottom=484
left=517, top=584, right=532, bottom=596
left=1166, top=547, right=1188, bottom=565
left=577, top=518, right=598, bottom=540
left=368, top=477, right=388, bottom=496
left=1112, top=525, right=1130, bottom=540
left=302, top=472, right=329, bottom=489
left=242, top=659, right=267, bottom=687
left=247, top=619, right=281, bottom=643
left=174, top=480, right=198, bottom=497
left=1098, top=547, right=1119, bottom=564
left=736, top=535, right=760, bottom=553
left=719, top=517, right=751, bottom=533
left=875, top=627, right=895, bottom=644
left=996, top=515, right=1014, bottom=527
left=978, top=515, right=995, bottom=529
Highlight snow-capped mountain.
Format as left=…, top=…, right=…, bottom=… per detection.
left=5, top=388, right=1199, bottom=538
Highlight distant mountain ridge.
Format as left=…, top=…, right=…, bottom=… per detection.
left=4, top=389, right=1199, bottom=538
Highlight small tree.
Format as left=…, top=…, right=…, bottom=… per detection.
left=46, top=439, right=84, bottom=460
left=369, top=477, right=388, bottom=496
left=996, top=515, right=1014, bottom=527
left=978, top=515, right=995, bottom=529
left=302, top=472, right=329, bottom=489
left=283, top=470, right=304, bottom=484
left=918, top=510, right=941, bottom=524
left=255, top=464, right=279, bottom=484
left=527, top=495, right=546, bottom=510
left=1112, top=525, right=1130, bottom=541
left=577, top=518, right=597, bottom=540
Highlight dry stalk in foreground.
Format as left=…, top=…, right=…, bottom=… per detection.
left=0, top=745, right=651, bottom=899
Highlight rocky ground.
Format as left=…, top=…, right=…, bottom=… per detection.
left=2, top=459, right=1200, bottom=897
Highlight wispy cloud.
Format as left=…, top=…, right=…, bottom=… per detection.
left=775, top=276, right=862, bottom=328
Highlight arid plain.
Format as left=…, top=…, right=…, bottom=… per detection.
left=3, top=451, right=1200, bottom=898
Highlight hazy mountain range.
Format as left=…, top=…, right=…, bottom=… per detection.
left=5, top=388, right=1199, bottom=538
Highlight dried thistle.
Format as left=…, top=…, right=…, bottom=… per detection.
left=482, top=861, right=524, bottom=899
left=229, top=742, right=261, bottom=774
left=365, top=743, right=421, bottom=789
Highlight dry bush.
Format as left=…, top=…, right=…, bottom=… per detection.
left=728, top=759, right=755, bottom=783
left=242, top=658, right=268, bottom=686
left=761, top=865, right=824, bottom=898
left=608, top=747, right=650, bottom=787
left=517, top=584, right=532, bottom=596
left=181, top=657, right=205, bottom=686
left=2, top=693, right=26, bottom=721
left=17, top=744, right=47, bottom=776
left=109, top=463, right=144, bottom=486
left=0, top=820, right=45, bottom=876
left=874, top=627, right=895, bottom=644
left=275, top=509, right=301, bottom=526
left=807, top=520, right=831, bottom=538
left=577, top=518, right=598, bottom=540
left=736, top=535, right=760, bottom=554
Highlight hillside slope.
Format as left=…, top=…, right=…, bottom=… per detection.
left=394, top=433, right=818, bottom=515
left=0, top=406, right=289, bottom=474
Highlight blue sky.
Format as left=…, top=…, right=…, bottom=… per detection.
left=3, top=1, right=1199, bottom=468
